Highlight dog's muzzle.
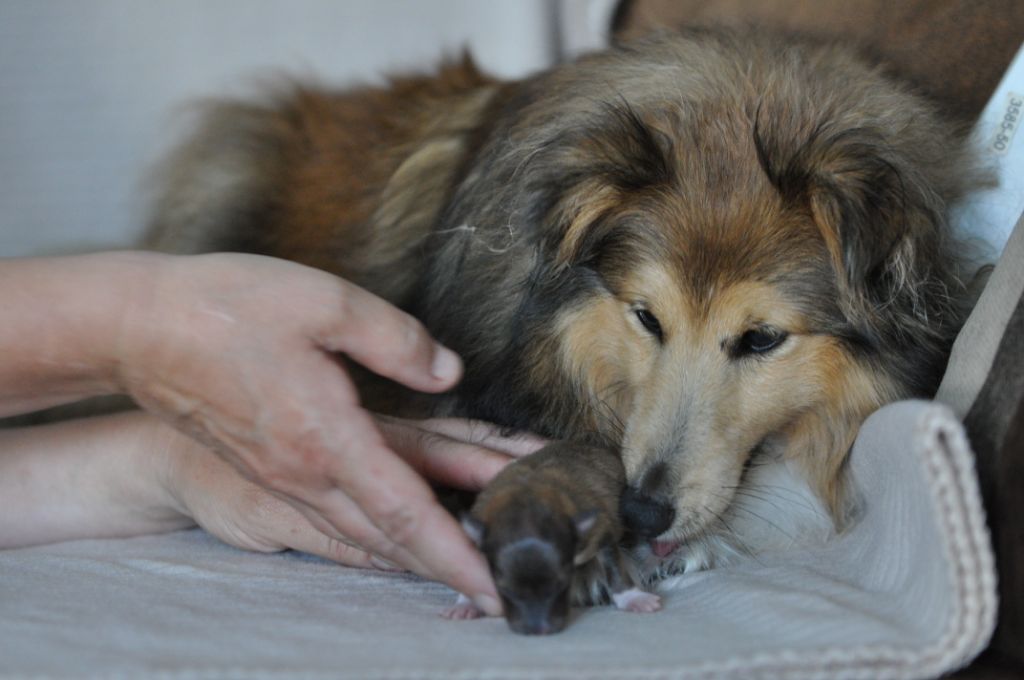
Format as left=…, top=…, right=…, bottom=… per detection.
left=620, top=485, right=675, bottom=539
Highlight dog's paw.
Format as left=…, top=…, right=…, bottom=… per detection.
left=441, top=594, right=485, bottom=620
left=612, top=588, right=662, bottom=613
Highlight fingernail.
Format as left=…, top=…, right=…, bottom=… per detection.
left=472, top=594, right=502, bottom=617
left=370, top=556, right=404, bottom=572
left=517, top=434, right=549, bottom=454
left=431, top=347, right=463, bottom=382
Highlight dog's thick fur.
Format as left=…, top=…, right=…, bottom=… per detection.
left=149, top=29, right=981, bottom=572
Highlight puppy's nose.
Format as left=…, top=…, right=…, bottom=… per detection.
left=620, top=486, right=675, bottom=539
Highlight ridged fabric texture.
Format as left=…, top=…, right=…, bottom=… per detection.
left=0, top=400, right=996, bottom=679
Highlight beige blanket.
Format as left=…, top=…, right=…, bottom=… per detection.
left=0, top=399, right=996, bottom=679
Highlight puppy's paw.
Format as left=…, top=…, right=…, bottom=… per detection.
left=612, top=588, right=662, bottom=613
left=441, top=593, right=485, bottom=620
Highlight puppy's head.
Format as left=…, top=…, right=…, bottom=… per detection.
left=465, top=491, right=599, bottom=635
left=507, top=34, right=978, bottom=554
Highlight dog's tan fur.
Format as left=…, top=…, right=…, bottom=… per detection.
left=149, top=29, right=981, bottom=570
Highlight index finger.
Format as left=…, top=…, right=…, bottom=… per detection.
left=314, top=407, right=502, bottom=615
left=412, top=417, right=549, bottom=458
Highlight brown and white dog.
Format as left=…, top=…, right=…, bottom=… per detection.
left=148, top=28, right=982, bottom=576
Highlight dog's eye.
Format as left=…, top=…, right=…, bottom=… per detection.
left=734, top=328, right=787, bottom=357
left=634, top=308, right=663, bottom=341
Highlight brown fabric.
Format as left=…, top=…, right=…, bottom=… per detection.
left=964, top=289, right=1024, bottom=664
left=613, top=0, right=1024, bottom=121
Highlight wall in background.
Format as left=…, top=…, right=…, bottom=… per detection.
left=1, top=1, right=612, bottom=256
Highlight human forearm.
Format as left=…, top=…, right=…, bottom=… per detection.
left=0, top=251, right=163, bottom=417
left=0, top=410, right=194, bottom=548
left=0, top=250, right=516, bottom=611
left=0, top=407, right=419, bottom=567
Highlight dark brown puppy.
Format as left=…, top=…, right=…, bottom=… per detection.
left=443, top=442, right=660, bottom=635
left=149, top=28, right=983, bottom=574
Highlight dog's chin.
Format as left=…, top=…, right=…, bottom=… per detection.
left=631, top=537, right=716, bottom=582
left=647, top=515, right=716, bottom=560
left=634, top=457, right=837, bottom=584
left=633, top=521, right=765, bottom=584
left=628, top=518, right=722, bottom=580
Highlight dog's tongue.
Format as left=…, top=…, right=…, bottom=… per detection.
left=650, top=540, right=681, bottom=558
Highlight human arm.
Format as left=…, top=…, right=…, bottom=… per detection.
left=0, top=410, right=533, bottom=568
left=0, top=411, right=191, bottom=548
left=0, top=251, right=540, bottom=613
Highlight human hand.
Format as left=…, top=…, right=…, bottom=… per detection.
left=163, top=414, right=543, bottom=569
left=113, top=252, right=541, bottom=614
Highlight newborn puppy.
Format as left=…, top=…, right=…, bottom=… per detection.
left=443, top=441, right=661, bottom=635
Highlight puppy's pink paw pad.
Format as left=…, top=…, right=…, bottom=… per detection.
left=442, top=604, right=484, bottom=620
left=612, top=588, right=662, bottom=613
left=441, top=594, right=485, bottom=620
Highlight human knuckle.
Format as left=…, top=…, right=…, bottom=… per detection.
left=370, top=500, right=422, bottom=547
left=243, top=450, right=289, bottom=489
left=394, top=315, right=429, bottom=361
left=327, top=539, right=370, bottom=566
left=264, top=412, right=335, bottom=473
left=331, top=281, right=353, bottom=324
left=413, top=428, right=450, bottom=457
left=217, top=515, right=281, bottom=554
left=336, top=523, right=397, bottom=562
left=248, top=451, right=314, bottom=497
left=237, top=484, right=282, bottom=525
left=342, top=525, right=378, bottom=550
left=292, top=431, right=333, bottom=471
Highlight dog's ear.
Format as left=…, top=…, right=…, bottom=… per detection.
left=540, top=104, right=673, bottom=268
left=754, top=121, right=960, bottom=350
left=756, top=118, right=972, bottom=525
left=550, top=181, right=625, bottom=268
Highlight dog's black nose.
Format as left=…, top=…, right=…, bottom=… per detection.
left=619, top=486, right=675, bottom=539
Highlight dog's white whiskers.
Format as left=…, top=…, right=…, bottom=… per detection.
left=723, top=483, right=830, bottom=521
left=726, top=499, right=799, bottom=543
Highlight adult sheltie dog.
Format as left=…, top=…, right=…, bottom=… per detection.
left=149, top=29, right=980, bottom=573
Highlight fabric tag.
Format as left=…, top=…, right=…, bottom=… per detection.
left=951, top=41, right=1024, bottom=264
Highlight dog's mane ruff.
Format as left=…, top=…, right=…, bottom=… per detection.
left=415, top=91, right=681, bottom=437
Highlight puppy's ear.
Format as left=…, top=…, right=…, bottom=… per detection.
left=574, top=508, right=599, bottom=536
left=461, top=514, right=485, bottom=547
left=572, top=509, right=600, bottom=566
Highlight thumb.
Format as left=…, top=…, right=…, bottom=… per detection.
left=313, top=280, right=463, bottom=393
